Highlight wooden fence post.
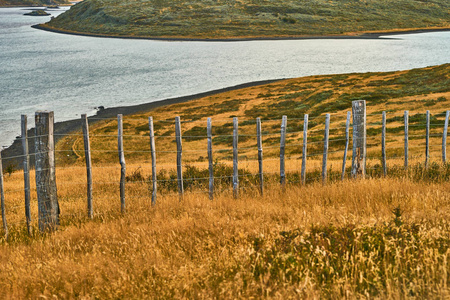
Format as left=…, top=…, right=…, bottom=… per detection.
left=381, top=111, right=387, bottom=176
left=322, top=114, right=330, bottom=185
left=425, top=110, right=430, bottom=168
left=404, top=110, right=409, bottom=170
left=341, top=111, right=351, bottom=181
left=35, top=111, right=59, bottom=232
left=301, top=114, right=308, bottom=185
left=175, top=116, right=184, bottom=198
left=21, top=115, right=32, bottom=235
left=117, top=114, right=126, bottom=213
left=81, top=114, right=93, bottom=219
left=443, top=110, right=449, bottom=163
left=0, top=152, right=8, bottom=239
left=280, top=115, right=287, bottom=188
left=207, top=118, right=214, bottom=200
left=351, top=100, right=366, bottom=179
left=256, top=118, right=263, bottom=196
left=233, top=117, right=239, bottom=199
left=149, top=117, right=157, bottom=205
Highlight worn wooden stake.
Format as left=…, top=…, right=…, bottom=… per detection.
left=404, top=110, right=409, bottom=170
left=443, top=110, right=449, bottom=163
left=233, top=117, right=239, bottom=199
left=341, top=111, right=351, bottom=181
left=381, top=111, right=387, bottom=177
left=21, top=115, right=32, bottom=235
left=207, top=118, right=214, bottom=200
left=301, top=114, right=308, bottom=185
left=0, top=152, right=8, bottom=240
left=149, top=117, right=157, bottom=205
left=175, top=116, right=184, bottom=198
left=322, top=114, right=330, bottom=185
left=280, top=115, right=287, bottom=188
left=117, top=114, right=126, bottom=213
left=425, top=110, right=430, bottom=168
left=256, top=118, right=263, bottom=196
left=81, top=114, right=93, bottom=219
left=351, top=100, right=366, bottom=179
left=35, top=111, right=59, bottom=231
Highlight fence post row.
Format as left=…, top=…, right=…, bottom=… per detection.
left=404, top=110, right=409, bottom=170
left=341, top=111, right=351, bottom=181
left=443, top=110, right=450, bottom=163
left=149, top=117, right=157, bottom=205
left=21, top=115, right=32, bottom=235
left=35, top=111, right=59, bottom=232
left=256, top=117, right=263, bottom=196
left=0, top=152, right=8, bottom=239
left=233, top=117, right=239, bottom=199
left=425, top=110, right=430, bottom=168
left=381, top=111, right=387, bottom=177
left=351, top=100, right=366, bottom=179
left=322, top=114, right=330, bottom=185
left=175, top=116, right=184, bottom=199
left=301, top=114, right=308, bottom=185
left=280, top=115, right=287, bottom=188
left=81, top=114, right=93, bottom=219
left=207, top=117, right=214, bottom=200
left=118, top=114, right=126, bottom=213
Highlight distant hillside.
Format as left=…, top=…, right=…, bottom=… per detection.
left=40, top=0, right=450, bottom=39
left=1, top=0, right=69, bottom=6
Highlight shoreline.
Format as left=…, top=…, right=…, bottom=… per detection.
left=1, top=79, right=283, bottom=169
left=32, top=24, right=450, bottom=42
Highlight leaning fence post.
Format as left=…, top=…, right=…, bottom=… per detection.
left=233, top=117, right=239, bottom=199
left=280, top=115, right=287, bottom=188
left=382, top=111, right=387, bottom=176
left=35, top=111, right=59, bottom=232
left=341, top=111, right=351, bottom=181
left=301, top=114, right=308, bottom=185
left=256, top=118, right=263, bottom=196
left=175, top=116, right=184, bottom=198
left=443, top=110, right=449, bottom=163
left=117, top=114, right=126, bottom=213
left=425, top=110, right=430, bottom=168
left=404, top=110, right=409, bottom=170
left=322, top=114, right=330, bottom=185
left=351, top=100, right=366, bottom=179
left=81, top=114, right=93, bottom=219
left=149, top=117, right=157, bottom=205
left=207, top=118, right=214, bottom=200
left=0, top=152, right=8, bottom=240
left=21, top=115, right=32, bottom=235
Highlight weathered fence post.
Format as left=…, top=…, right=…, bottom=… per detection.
left=351, top=100, right=366, bottom=179
left=0, top=152, right=8, bottom=239
left=280, top=115, right=287, bottom=188
left=322, top=114, right=330, bottom=185
left=381, top=111, right=387, bottom=176
left=35, top=111, right=59, bottom=231
left=341, top=111, right=351, bottom=181
left=233, top=117, right=239, bottom=199
left=404, top=110, right=409, bottom=170
left=443, top=110, right=449, bottom=163
left=425, top=110, right=430, bottom=168
left=81, top=114, right=93, bottom=219
left=301, top=114, right=308, bottom=185
left=256, top=118, right=263, bottom=196
left=175, top=116, right=184, bottom=198
left=149, top=117, right=157, bottom=205
left=207, top=118, right=214, bottom=200
left=117, top=114, right=126, bottom=213
left=21, top=115, right=32, bottom=235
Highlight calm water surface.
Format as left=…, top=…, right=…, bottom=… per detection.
left=0, top=7, right=449, bottom=145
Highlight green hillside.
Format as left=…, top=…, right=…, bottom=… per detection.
left=41, top=0, right=450, bottom=39
left=1, top=0, right=69, bottom=6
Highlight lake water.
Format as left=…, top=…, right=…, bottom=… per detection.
left=0, top=6, right=449, bottom=145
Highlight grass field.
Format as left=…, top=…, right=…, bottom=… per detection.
left=41, top=0, right=450, bottom=39
left=1, top=64, right=450, bottom=297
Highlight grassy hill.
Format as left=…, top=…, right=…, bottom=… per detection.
left=41, top=0, right=450, bottom=39
left=1, top=0, right=69, bottom=7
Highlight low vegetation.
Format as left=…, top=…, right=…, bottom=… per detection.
left=41, top=0, right=450, bottom=39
